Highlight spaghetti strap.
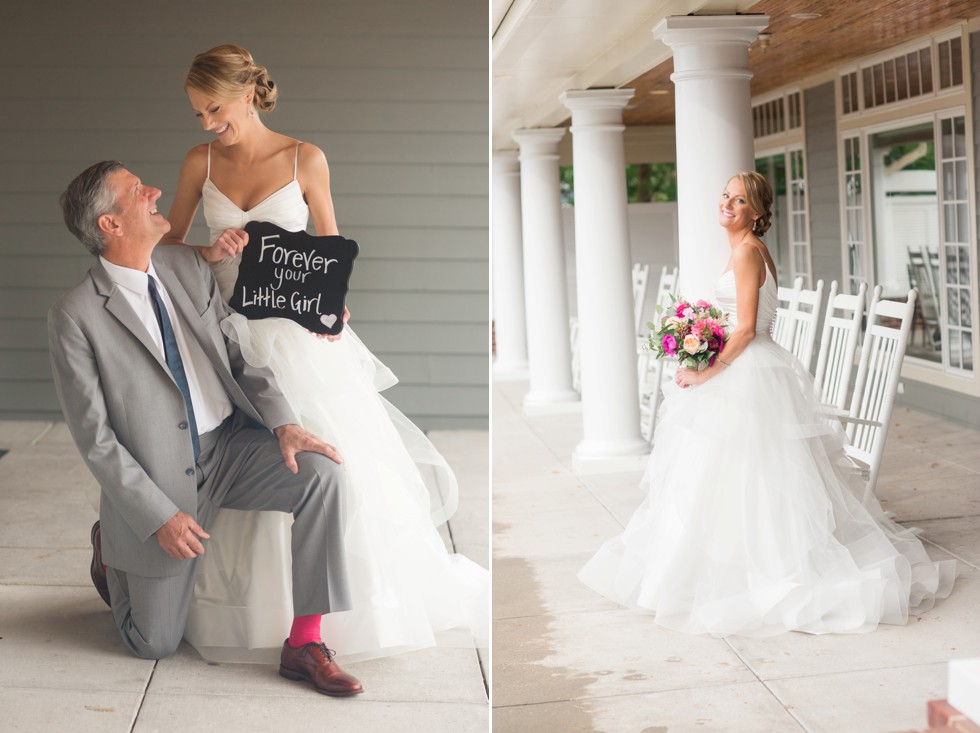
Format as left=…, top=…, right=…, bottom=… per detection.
left=739, top=241, right=775, bottom=287
left=206, top=142, right=212, bottom=180
left=293, top=143, right=300, bottom=180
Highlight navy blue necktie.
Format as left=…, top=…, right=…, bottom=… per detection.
left=147, top=275, right=200, bottom=461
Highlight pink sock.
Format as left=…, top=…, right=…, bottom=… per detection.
left=288, top=614, right=323, bottom=648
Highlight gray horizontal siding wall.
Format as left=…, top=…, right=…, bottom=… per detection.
left=0, top=0, right=488, bottom=429
left=804, top=81, right=844, bottom=291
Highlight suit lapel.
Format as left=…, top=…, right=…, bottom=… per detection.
left=92, top=263, right=170, bottom=376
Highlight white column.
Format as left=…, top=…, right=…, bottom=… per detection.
left=512, top=128, right=579, bottom=413
left=654, top=15, right=770, bottom=301
left=492, top=150, right=529, bottom=379
left=561, top=89, right=648, bottom=473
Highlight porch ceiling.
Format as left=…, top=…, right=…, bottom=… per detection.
left=493, top=0, right=980, bottom=149
left=492, top=0, right=765, bottom=149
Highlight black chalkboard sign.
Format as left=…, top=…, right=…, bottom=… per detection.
left=228, top=221, right=359, bottom=335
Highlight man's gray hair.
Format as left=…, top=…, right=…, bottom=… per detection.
left=60, top=161, right=125, bottom=256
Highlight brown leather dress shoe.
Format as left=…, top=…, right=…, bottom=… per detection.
left=279, top=640, right=364, bottom=697
left=90, top=521, right=111, bottom=608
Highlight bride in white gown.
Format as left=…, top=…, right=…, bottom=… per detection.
left=579, top=171, right=955, bottom=637
left=163, top=44, right=487, bottom=662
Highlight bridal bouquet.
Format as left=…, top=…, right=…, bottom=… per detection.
left=648, top=296, right=730, bottom=371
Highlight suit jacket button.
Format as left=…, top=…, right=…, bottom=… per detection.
left=178, top=421, right=188, bottom=430
left=185, top=468, right=194, bottom=476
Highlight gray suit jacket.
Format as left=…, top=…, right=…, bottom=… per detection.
left=48, top=245, right=297, bottom=577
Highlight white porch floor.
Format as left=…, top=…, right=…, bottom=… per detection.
left=0, top=422, right=489, bottom=732
left=492, top=378, right=980, bottom=733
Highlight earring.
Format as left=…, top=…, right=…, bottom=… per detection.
left=248, top=106, right=255, bottom=118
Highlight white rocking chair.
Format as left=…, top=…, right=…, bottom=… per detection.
left=772, top=276, right=804, bottom=351
left=785, top=279, right=825, bottom=371
left=638, top=265, right=679, bottom=443
left=813, top=281, right=870, bottom=412
left=839, top=287, right=916, bottom=502
left=632, top=263, right=650, bottom=336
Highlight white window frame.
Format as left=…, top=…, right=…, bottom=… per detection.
left=839, top=107, right=977, bottom=379
left=834, top=24, right=979, bottom=392
left=838, top=27, right=965, bottom=119
left=936, top=109, right=975, bottom=375
left=755, top=143, right=812, bottom=287
left=788, top=145, right=812, bottom=287
left=839, top=132, right=871, bottom=297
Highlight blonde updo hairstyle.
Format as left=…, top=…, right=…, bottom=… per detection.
left=185, top=44, right=278, bottom=113
left=730, top=170, right=773, bottom=236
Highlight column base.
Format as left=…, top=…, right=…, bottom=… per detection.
left=572, top=438, right=650, bottom=474
left=522, top=389, right=581, bottom=416
left=492, top=361, right=530, bottom=381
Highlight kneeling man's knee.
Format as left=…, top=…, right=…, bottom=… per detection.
left=120, top=623, right=182, bottom=660
left=294, top=453, right=345, bottom=507
left=296, top=452, right=343, bottom=488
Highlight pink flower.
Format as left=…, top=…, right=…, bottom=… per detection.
left=651, top=294, right=729, bottom=368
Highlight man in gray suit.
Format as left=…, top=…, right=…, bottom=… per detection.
left=48, top=161, right=363, bottom=696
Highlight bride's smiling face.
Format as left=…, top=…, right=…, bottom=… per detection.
left=719, top=178, right=760, bottom=232
left=187, top=87, right=253, bottom=146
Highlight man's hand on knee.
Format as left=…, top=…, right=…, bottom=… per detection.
left=274, top=423, right=344, bottom=473
left=155, top=511, right=210, bottom=559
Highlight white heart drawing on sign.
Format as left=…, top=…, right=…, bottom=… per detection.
left=320, top=314, right=338, bottom=328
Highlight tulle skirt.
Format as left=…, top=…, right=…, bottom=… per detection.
left=183, top=314, right=488, bottom=662
left=578, top=334, right=956, bottom=637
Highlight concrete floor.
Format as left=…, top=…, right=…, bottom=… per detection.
left=492, top=379, right=980, bottom=733
left=0, top=421, right=489, bottom=732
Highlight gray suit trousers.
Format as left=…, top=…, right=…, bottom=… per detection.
left=106, top=409, right=351, bottom=660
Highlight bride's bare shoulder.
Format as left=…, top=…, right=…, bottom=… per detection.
left=731, top=241, right=764, bottom=268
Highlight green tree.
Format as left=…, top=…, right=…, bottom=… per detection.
left=561, top=163, right=677, bottom=205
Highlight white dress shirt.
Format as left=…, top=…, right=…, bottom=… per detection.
left=99, top=256, right=233, bottom=434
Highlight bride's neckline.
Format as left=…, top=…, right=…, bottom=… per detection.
left=204, top=177, right=302, bottom=214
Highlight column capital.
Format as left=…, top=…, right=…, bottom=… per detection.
left=560, top=88, right=634, bottom=113
left=561, top=89, right=634, bottom=132
left=512, top=127, right=567, bottom=147
left=654, top=15, right=769, bottom=83
left=512, top=128, right=567, bottom=161
left=653, top=14, right=770, bottom=48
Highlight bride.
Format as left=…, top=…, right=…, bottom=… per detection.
left=579, top=171, right=955, bottom=637
left=163, top=44, right=488, bottom=662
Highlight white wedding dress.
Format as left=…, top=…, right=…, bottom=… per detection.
left=579, top=264, right=956, bottom=637
left=182, top=145, right=488, bottom=662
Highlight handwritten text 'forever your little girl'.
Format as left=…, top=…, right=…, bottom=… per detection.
left=238, top=235, right=337, bottom=315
